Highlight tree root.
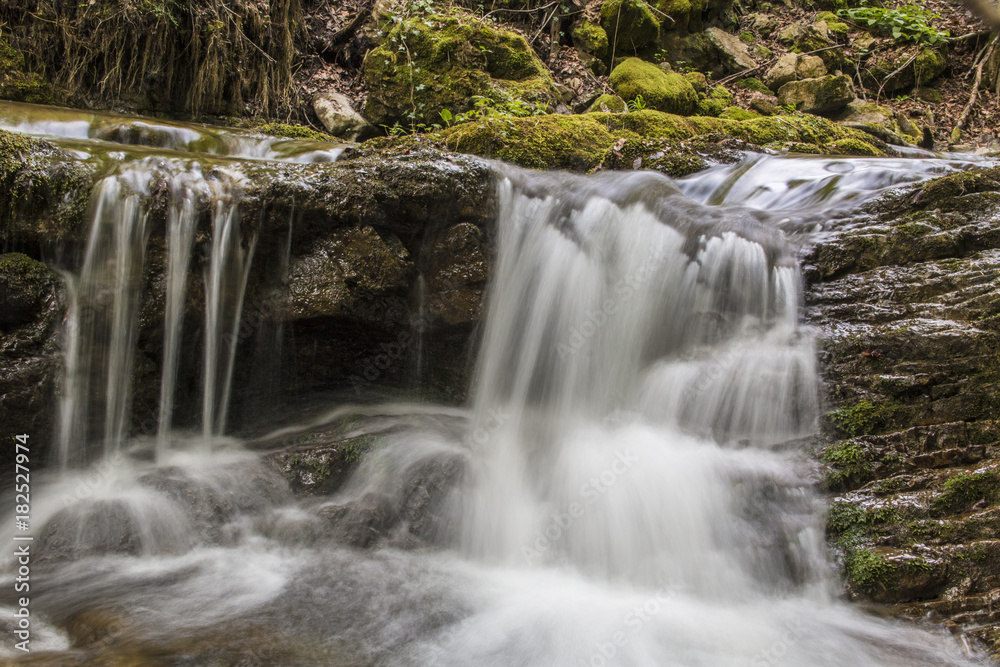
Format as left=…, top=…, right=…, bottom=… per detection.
left=951, top=32, right=1000, bottom=144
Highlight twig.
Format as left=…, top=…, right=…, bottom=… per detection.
left=951, top=32, right=1000, bottom=143
left=876, top=51, right=917, bottom=101
left=482, top=1, right=557, bottom=21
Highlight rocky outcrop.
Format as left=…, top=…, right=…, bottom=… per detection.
left=362, top=10, right=559, bottom=128
left=806, top=166, right=1000, bottom=653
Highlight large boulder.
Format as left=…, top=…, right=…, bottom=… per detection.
left=777, top=74, right=855, bottom=116
left=653, top=0, right=705, bottom=33
left=600, top=0, right=660, bottom=53
left=572, top=20, right=610, bottom=73
left=609, top=57, right=698, bottom=115
left=363, top=11, right=558, bottom=127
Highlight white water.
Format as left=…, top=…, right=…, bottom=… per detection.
left=1, top=105, right=994, bottom=664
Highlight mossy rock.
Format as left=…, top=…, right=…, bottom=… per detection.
left=735, top=77, right=771, bottom=94
left=861, top=48, right=946, bottom=95
left=0, top=129, right=96, bottom=250
left=572, top=20, right=609, bottom=59
left=0, top=253, right=56, bottom=328
left=777, top=74, right=856, bottom=116
left=696, top=85, right=733, bottom=116
left=600, top=0, right=660, bottom=53
left=407, top=107, right=884, bottom=171
left=586, top=94, right=629, bottom=113
left=815, top=13, right=849, bottom=37
left=363, top=11, right=558, bottom=127
left=684, top=71, right=708, bottom=94
left=653, top=0, right=706, bottom=33
left=610, top=57, right=698, bottom=115
left=436, top=113, right=618, bottom=170
left=719, top=106, right=760, bottom=120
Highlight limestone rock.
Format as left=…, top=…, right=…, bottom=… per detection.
left=764, top=53, right=799, bottom=92
left=312, top=93, right=374, bottom=141
left=862, top=47, right=947, bottom=95
left=609, top=57, right=698, bottom=115
left=777, top=74, right=855, bottom=116
left=705, top=27, right=755, bottom=72
left=777, top=22, right=842, bottom=70
left=660, top=29, right=754, bottom=77
left=795, top=55, right=827, bottom=79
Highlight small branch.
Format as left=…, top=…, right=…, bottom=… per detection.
left=951, top=32, right=1000, bottom=143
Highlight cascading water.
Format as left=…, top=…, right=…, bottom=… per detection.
left=0, top=100, right=994, bottom=664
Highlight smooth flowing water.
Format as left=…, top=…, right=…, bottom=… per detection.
left=0, top=101, right=993, bottom=664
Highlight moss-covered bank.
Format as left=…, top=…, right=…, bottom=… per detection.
left=373, top=109, right=888, bottom=174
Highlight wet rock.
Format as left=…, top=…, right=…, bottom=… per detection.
left=318, top=491, right=400, bottom=548
left=38, top=500, right=156, bottom=563
left=810, top=164, right=1000, bottom=642
left=777, top=74, right=855, bottom=116
left=286, top=225, right=413, bottom=324
left=261, top=428, right=384, bottom=497
left=398, top=451, right=466, bottom=543
left=312, top=93, right=375, bottom=142
left=138, top=462, right=290, bottom=542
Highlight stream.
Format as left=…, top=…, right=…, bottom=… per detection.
left=0, top=100, right=994, bottom=665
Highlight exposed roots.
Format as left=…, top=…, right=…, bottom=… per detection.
left=0, top=0, right=302, bottom=118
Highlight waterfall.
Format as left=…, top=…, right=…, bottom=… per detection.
left=3, top=100, right=989, bottom=665
left=56, top=159, right=253, bottom=465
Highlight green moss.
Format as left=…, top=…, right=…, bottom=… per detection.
left=438, top=114, right=617, bottom=170
left=653, top=0, right=705, bottom=32
left=601, top=0, right=660, bottom=53
left=846, top=549, right=892, bottom=594
left=572, top=20, right=609, bottom=58
left=610, top=58, right=698, bottom=115
left=734, top=77, right=771, bottom=94
left=719, top=106, right=760, bottom=121
left=684, top=71, right=708, bottom=94
left=914, top=48, right=946, bottom=85
left=0, top=129, right=96, bottom=248
left=586, top=94, right=628, bottom=113
left=0, top=38, right=60, bottom=105
left=933, top=471, right=1000, bottom=514
left=363, top=11, right=556, bottom=127
left=341, top=433, right=382, bottom=463
left=827, top=399, right=902, bottom=437
left=829, top=137, right=882, bottom=156
left=254, top=123, right=337, bottom=142
left=739, top=31, right=755, bottom=43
